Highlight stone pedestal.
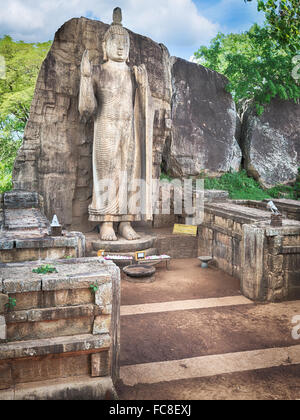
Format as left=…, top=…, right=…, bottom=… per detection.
left=92, top=234, right=155, bottom=254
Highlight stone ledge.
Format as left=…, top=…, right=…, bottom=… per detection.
left=0, top=333, right=110, bottom=360
left=1, top=259, right=113, bottom=293
left=5, top=304, right=102, bottom=324
left=3, top=279, right=42, bottom=294
left=280, top=246, right=300, bottom=254
left=3, top=191, right=41, bottom=210
left=0, top=375, right=117, bottom=400
left=200, top=223, right=242, bottom=241
left=204, top=205, right=270, bottom=225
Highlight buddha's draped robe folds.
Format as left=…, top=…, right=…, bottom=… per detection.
left=79, top=59, right=153, bottom=222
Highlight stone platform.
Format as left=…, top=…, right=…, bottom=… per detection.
left=91, top=234, right=155, bottom=253
left=0, top=257, right=120, bottom=399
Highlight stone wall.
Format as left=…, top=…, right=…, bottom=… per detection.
left=0, top=257, right=120, bottom=399
left=13, top=17, right=241, bottom=232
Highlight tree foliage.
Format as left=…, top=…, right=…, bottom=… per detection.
left=0, top=36, right=51, bottom=192
left=194, top=23, right=299, bottom=115
left=245, top=0, right=300, bottom=52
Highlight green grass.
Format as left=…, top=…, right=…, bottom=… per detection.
left=160, top=169, right=299, bottom=201
left=204, top=170, right=297, bottom=201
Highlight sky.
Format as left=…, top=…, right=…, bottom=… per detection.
left=0, top=0, right=265, bottom=60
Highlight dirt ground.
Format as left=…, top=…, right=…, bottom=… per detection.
left=116, top=365, right=300, bottom=400
left=117, top=258, right=300, bottom=400
left=121, top=258, right=241, bottom=305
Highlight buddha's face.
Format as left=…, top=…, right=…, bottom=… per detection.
left=105, top=32, right=129, bottom=62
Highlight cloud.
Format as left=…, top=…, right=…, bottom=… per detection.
left=198, top=0, right=265, bottom=33
left=0, top=0, right=220, bottom=59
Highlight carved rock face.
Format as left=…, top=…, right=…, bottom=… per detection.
left=105, top=33, right=129, bottom=62
left=13, top=17, right=241, bottom=231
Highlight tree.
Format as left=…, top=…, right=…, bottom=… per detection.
left=0, top=36, right=51, bottom=192
left=194, top=23, right=300, bottom=115
left=245, top=0, right=300, bottom=52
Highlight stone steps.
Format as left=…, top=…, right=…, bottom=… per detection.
left=0, top=334, right=111, bottom=390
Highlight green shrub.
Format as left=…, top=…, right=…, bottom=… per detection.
left=32, top=264, right=57, bottom=274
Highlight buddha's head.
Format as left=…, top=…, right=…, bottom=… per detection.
left=103, top=8, right=130, bottom=63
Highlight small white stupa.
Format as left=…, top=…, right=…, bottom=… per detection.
left=51, top=215, right=61, bottom=227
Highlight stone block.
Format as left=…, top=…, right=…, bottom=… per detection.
left=0, top=363, right=12, bottom=390
left=0, top=316, right=6, bottom=341
left=93, top=315, right=111, bottom=335
left=42, top=273, right=110, bottom=291
left=95, top=283, right=112, bottom=314
left=42, top=289, right=93, bottom=308
left=11, top=354, right=90, bottom=384
left=3, top=191, right=41, bottom=210
left=7, top=316, right=94, bottom=341
left=91, top=351, right=110, bottom=377
left=0, top=294, right=9, bottom=314
left=0, top=333, right=111, bottom=360
left=8, top=292, right=41, bottom=311
left=3, top=278, right=41, bottom=294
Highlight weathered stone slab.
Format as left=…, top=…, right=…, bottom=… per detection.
left=3, top=191, right=42, bottom=210
left=5, top=304, right=100, bottom=324
left=95, top=283, right=112, bottom=314
left=42, top=272, right=110, bottom=291
left=93, top=315, right=111, bottom=335
left=0, top=294, right=8, bottom=315
left=3, top=208, right=49, bottom=231
left=0, top=240, right=14, bottom=250
left=0, top=333, right=111, bottom=360
left=7, top=317, right=94, bottom=341
left=12, top=375, right=117, bottom=400
left=0, top=316, right=6, bottom=341
left=3, top=279, right=41, bottom=294
left=9, top=353, right=90, bottom=385
left=91, top=351, right=109, bottom=377
left=0, top=363, right=12, bottom=390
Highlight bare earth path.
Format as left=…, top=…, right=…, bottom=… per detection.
left=116, top=258, right=300, bottom=400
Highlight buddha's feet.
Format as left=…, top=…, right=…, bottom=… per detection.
left=118, top=222, right=141, bottom=240
left=100, top=222, right=117, bottom=241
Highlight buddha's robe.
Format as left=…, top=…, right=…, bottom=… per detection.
left=79, top=59, right=153, bottom=222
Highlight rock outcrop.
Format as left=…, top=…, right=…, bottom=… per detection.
left=13, top=18, right=172, bottom=230
left=240, top=99, right=300, bottom=188
left=164, top=57, right=242, bottom=178
left=13, top=17, right=242, bottom=231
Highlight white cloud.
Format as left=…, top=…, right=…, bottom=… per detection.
left=0, top=0, right=219, bottom=59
